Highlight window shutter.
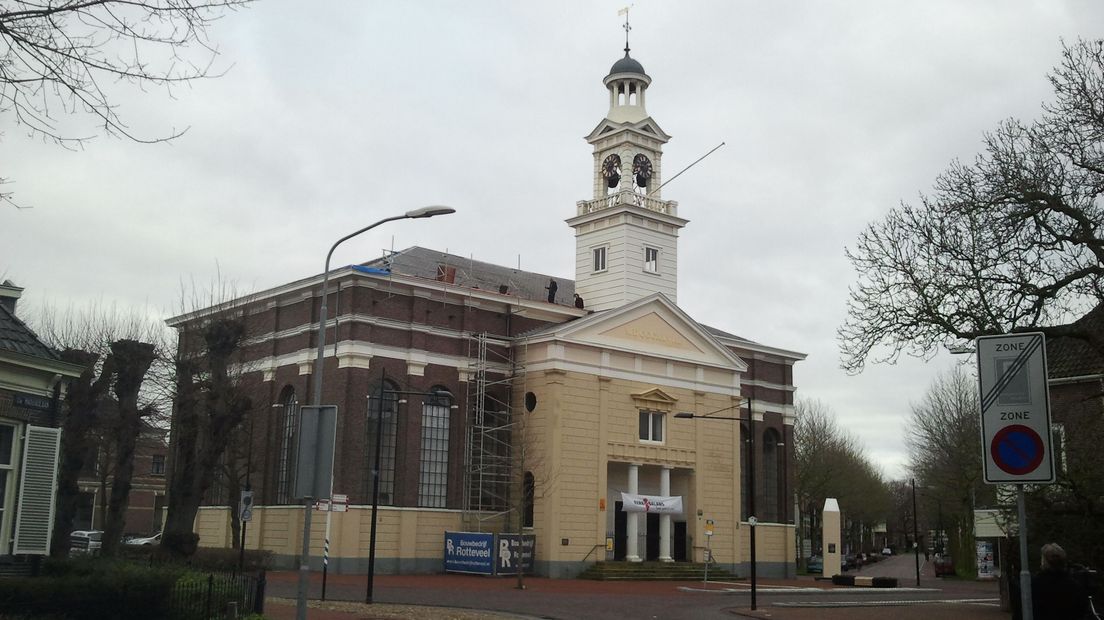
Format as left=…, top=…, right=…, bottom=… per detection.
left=14, top=425, right=61, bottom=555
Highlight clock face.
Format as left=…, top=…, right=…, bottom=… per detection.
left=602, top=154, right=622, bottom=188
left=633, top=154, right=653, bottom=188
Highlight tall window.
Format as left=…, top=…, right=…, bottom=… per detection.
left=151, top=454, right=166, bottom=475
left=523, top=472, right=535, bottom=528
left=644, top=247, right=659, bottom=273
left=276, top=389, right=299, bottom=504
left=418, top=387, right=452, bottom=508
left=0, top=424, right=14, bottom=553
left=368, top=381, right=400, bottom=505
left=763, top=428, right=782, bottom=522
left=638, top=410, right=664, bottom=443
left=592, top=246, right=607, bottom=272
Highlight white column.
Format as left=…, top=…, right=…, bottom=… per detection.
left=659, top=466, right=673, bottom=562
left=626, top=463, right=641, bottom=562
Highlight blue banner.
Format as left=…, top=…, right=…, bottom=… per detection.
left=443, top=532, right=495, bottom=575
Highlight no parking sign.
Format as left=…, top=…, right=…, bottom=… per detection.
left=976, top=333, right=1055, bottom=484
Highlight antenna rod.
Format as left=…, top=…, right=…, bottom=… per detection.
left=649, top=141, right=725, bottom=196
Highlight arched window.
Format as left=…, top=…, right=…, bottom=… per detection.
left=368, top=380, right=400, bottom=505
left=275, top=387, right=299, bottom=504
left=763, top=428, right=782, bottom=522
left=523, top=472, right=535, bottom=528
left=418, top=386, right=452, bottom=508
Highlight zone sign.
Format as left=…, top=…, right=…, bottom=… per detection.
left=976, top=333, right=1055, bottom=484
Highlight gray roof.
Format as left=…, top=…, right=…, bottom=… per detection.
left=0, top=303, right=59, bottom=361
left=608, top=52, right=647, bottom=77
left=361, top=247, right=576, bottom=306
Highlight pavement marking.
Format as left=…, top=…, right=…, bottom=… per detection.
left=678, top=586, right=942, bottom=596
left=773, top=598, right=1001, bottom=608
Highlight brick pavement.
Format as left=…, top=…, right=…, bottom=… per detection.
left=264, top=568, right=1006, bottom=620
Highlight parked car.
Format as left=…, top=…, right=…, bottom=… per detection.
left=843, top=553, right=864, bottom=571
left=805, top=555, right=823, bottom=574
left=882, top=547, right=893, bottom=555
left=934, top=554, right=955, bottom=577
left=69, top=530, right=103, bottom=555
left=125, top=532, right=161, bottom=546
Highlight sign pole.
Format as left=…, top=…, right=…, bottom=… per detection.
left=297, top=496, right=313, bottom=620
left=1017, top=484, right=1033, bottom=620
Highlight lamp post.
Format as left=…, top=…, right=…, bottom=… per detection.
left=297, top=206, right=456, bottom=620
left=364, top=373, right=453, bottom=604
left=675, top=394, right=758, bottom=611
left=911, top=478, right=920, bottom=587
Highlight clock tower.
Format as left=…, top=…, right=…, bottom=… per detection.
left=567, top=44, right=688, bottom=312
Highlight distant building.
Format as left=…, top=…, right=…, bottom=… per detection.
left=173, top=42, right=805, bottom=578
left=0, top=281, right=81, bottom=566
left=74, top=420, right=168, bottom=536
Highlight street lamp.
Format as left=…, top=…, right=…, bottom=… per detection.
left=364, top=372, right=454, bottom=604
left=675, top=394, right=758, bottom=611
left=297, top=206, right=456, bottom=620
left=911, top=478, right=920, bottom=587
left=310, top=206, right=456, bottom=407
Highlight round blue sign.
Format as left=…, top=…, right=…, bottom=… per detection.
left=990, top=424, right=1044, bottom=476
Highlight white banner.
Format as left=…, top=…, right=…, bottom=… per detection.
left=620, top=492, right=683, bottom=514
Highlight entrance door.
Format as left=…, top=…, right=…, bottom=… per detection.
left=614, top=501, right=627, bottom=560
left=646, top=513, right=660, bottom=561
left=674, top=521, right=687, bottom=562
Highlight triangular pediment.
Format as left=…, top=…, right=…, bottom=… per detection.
left=585, top=117, right=671, bottom=144
left=531, top=294, right=746, bottom=371
left=631, top=388, right=678, bottom=411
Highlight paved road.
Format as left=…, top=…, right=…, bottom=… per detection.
left=267, top=558, right=1006, bottom=620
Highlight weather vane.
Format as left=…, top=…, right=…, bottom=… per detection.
left=618, top=5, right=633, bottom=53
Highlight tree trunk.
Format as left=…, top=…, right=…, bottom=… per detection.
left=49, top=350, right=113, bottom=558
left=162, top=319, right=251, bottom=558
left=100, top=340, right=156, bottom=557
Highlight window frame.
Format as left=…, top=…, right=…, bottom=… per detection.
left=417, top=389, right=452, bottom=508
left=592, top=245, right=608, bottom=273
left=643, top=246, right=660, bottom=274
left=150, top=454, right=166, bottom=476
left=0, top=422, right=18, bottom=555
left=638, top=410, right=665, bottom=444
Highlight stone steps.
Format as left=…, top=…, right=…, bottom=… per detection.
left=577, top=561, right=740, bottom=581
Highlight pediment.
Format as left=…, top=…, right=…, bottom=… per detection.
left=631, top=388, right=678, bottom=411
left=585, top=117, right=671, bottom=144
left=542, top=294, right=746, bottom=371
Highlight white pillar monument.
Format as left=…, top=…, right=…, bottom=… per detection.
left=823, top=497, right=842, bottom=577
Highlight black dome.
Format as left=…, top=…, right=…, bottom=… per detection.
left=608, top=52, right=647, bottom=77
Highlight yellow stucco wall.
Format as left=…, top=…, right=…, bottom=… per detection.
left=195, top=505, right=488, bottom=569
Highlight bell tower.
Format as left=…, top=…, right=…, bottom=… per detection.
left=567, top=35, right=688, bottom=312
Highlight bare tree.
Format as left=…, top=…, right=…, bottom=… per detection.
left=0, top=0, right=251, bottom=207
left=794, top=399, right=890, bottom=558
left=162, top=316, right=251, bottom=557
left=840, top=39, right=1104, bottom=373
left=906, top=367, right=996, bottom=574
left=33, top=302, right=167, bottom=556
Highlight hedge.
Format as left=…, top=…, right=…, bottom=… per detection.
left=0, top=559, right=181, bottom=620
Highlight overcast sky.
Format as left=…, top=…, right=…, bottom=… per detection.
left=4, top=1, right=1102, bottom=479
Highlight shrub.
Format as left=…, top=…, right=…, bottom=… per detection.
left=0, top=560, right=182, bottom=620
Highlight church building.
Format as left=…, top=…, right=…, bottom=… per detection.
left=175, top=40, right=804, bottom=579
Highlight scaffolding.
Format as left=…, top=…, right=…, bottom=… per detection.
left=462, top=331, right=521, bottom=531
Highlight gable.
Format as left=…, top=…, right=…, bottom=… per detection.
left=547, top=295, right=746, bottom=371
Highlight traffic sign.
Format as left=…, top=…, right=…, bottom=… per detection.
left=976, top=333, right=1054, bottom=484
left=239, top=490, right=254, bottom=522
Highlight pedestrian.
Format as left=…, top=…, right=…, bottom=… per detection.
left=1031, top=543, right=1089, bottom=619
left=545, top=279, right=558, bottom=303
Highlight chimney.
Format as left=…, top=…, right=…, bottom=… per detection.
left=0, top=280, right=22, bottom=315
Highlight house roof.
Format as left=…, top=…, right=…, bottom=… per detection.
left=0, top=302, right=59, bottom=362
left=361, top=246, right=576, bottom=305
left=1047, top=303, right=1104, bottom=379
